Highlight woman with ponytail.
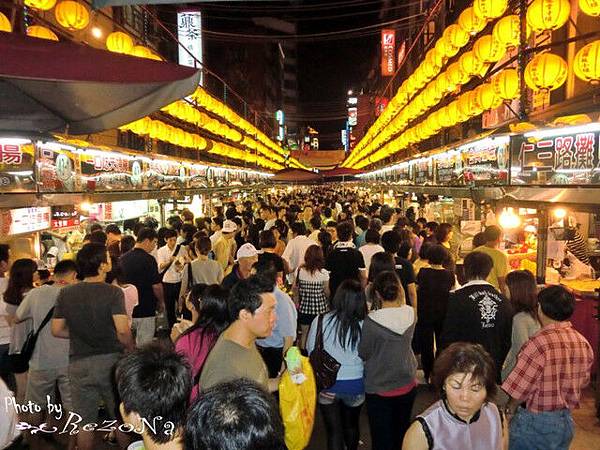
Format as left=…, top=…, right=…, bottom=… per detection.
left=358, top=271, right=418, bottom=450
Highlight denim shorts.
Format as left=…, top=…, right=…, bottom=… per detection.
left=318, top=391, right=365, bottom=407
left=509, top=407, right=574, bottom=450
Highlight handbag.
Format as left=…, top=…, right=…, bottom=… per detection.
left=8, top=307, right=54, bottom=374
left=308, top=314, right=341, bottom=391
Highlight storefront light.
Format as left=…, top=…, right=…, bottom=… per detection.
left=553, top=208, right=567, bottom=220
left=91, top=26, right=102, bottom=39
left=499, top=207, right=521, bottom=229
left=79, top=201, right=92, bottom=212
left=523, top=122, right=600, bottom=139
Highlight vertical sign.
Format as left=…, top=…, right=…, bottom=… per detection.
left=397, top=40, right=406, bottom=69
left=381, top=29, right=396, bottom=77
left=177, top=11, right=203, bottom=84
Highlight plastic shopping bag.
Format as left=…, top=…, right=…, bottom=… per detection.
left=279, top=355, right=317, bottom=450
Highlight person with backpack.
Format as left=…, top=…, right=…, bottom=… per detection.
left=15, top=260, right=78, bottom=446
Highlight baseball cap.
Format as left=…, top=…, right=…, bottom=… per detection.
left=222, top=220, right=237, bottom=233
left=236, top=243, right=258, bottom=260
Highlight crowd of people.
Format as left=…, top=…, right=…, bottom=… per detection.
left=0, top=186, right=594, bottom=450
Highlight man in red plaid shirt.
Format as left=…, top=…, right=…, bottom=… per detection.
left=502, top=285, right=593, bottom=450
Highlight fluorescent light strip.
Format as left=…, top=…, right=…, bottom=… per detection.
left=523, top=123, right=600, bottom=139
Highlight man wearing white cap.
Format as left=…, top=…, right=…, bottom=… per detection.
left=214, top=220, right=237, bottom=275
left=222, top=243, right=259, bottom=291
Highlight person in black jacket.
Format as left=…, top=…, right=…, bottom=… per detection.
left=440, top=251, right=513, bottom=382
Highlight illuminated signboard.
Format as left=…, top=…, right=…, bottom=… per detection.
left=511, top=126, right=600, bottom=185
left=381, top=29, right=396, bottom=77
left=178, top=11, right=203, bottom=72
left=51, top=205, right=80, bottom=229
left=348, top=107, right=358, bottom=126
left=0, top=206, right=51, bottom=235
left=0, top=138, right=36, bottom=192
left=462, top=138, right=509, bottom=185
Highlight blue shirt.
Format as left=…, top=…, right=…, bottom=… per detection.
left=256, top=287, right=297, bottom=349
left=306, top=312, right=364, bottom=382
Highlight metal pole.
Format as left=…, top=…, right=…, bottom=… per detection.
left=536, top=207, right=548, bottom=284
left=518, top=0, right=528, bottom=120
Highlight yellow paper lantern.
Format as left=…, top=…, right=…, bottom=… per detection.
left=474, top=0, right=508, bottom=20
left=24, top=0, right=57, bottom=10
left=448, top=100, right=467, bottom=124
left=426, top=48, right=442, bottom=72
left=493, top=15, right=521, bottom=49
left=574, top=40, right=600, bottom=84
left=474, top=34, right=505, bottom=63
left=0, top=12, right=11, bottom=32
left=448, top=62, right=469, bottom=86
left=130, top=45, right=153, bottom=59
left=444, top=24, right=470, bottom=49
left=459, top=51, right=485, bottom=77
left=492, top=69, right=520, bottom=100
left=458, top=7, right=487, bottom=36
left=527, top=0, right=570, bottom=32
left=525, top=52, right=568, bottom=92
left=434, top=38, right=449, bottom=60
left=106, top=31, right=133, bottom=54
left=458, top=92, right=474, bottom=118
left=26, top=25, right=59, bottom=41
left=149, top=120, right=163, bottom=139
left=580, top=0, right=600, bottom=16
left=55, top=1, right=89, bottom=31
left=475, top=83, right=502, bottom=110
left=438, top=106, right=453, bottom=127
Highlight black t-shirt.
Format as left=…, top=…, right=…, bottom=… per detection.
left=325, top=246, right=365, bottom=298
left=258, top=252, right=285, bottom=274
left=119, top=248, right=162, bottom=318
left=394, top=256, right=416, bottom=304
left=416, top=267, right=455, bottom=324
left=53, top=282, right=126, bottom=360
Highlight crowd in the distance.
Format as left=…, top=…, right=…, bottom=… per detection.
left=0, top=186, right=594, bottom=450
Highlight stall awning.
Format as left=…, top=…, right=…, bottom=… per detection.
left=0, top=32, right=201, bottom=135
left=271, top=168, right=322, bottom=183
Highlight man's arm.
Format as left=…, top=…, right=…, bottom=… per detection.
left=152, top=283, right=165, bottom=312
left=113, top=314, right=135, bottom=352
left=407, top=282, right=417, bottom=313
left=51, top=318, right=69, bottom=339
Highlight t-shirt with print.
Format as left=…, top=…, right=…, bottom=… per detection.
left=53, top=282, right=126, bottom=361
left=325, top=247, right=365, bottom=298
left=120, top=248, right=162, bottom=318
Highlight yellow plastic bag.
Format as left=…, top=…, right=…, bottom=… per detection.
left=279, top=355, right=317, bottom=450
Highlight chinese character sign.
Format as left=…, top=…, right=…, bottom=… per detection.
left=512, top=131, right=599, bottom=185
left=178, top=11, right=202, bottom=79
left=381, top=29, right=395, bottom=77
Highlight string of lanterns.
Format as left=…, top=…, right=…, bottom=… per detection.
left=344, top=0, right=600, bottom=170
left=8, top=0, right=307, bottom=172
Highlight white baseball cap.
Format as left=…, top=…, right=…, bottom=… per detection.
left=222, top=220, right=237, bottom=233
left=236, top=243, right=258, bottom=260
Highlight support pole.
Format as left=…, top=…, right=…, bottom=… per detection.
left=536, top=207, right=548, bottom=285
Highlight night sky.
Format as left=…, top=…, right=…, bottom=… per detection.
left=200, top=0, right=389, bottom=149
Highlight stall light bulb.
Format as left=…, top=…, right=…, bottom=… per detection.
left=499, top=208, right=521, bottom=229
left=79, top=201, right=92, bottom=212
left=553, top=208, right=567, bottom=220
left=91, top=27, right=102, bottom=39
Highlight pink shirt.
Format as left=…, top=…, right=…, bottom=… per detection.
left=175, top=327, right=218, bottom=401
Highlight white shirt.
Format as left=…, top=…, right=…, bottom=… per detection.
left=282, top=235, right=315, bottom=272
left=157, top=244, right=185, bottom=283
left=210, top=230, right=222, bottom=247
left=0, top=379, right=20, bottom=448
left=0, top=278, right=10, bottom=345
left=359, top=244, right=385, bottom=275
left=380, top=224, right=395, bottom=233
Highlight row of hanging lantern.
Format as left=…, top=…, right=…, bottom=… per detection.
left=343, top=0, right=600, bottom=169
left=119, top=117, right=285, bottom=171
left=352, top=66, right=520, bottom=169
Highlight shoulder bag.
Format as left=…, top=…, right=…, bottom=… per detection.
left=159, top=244, right=182, bottom=278
left=8, top=307, right=54, bottom=374
left=309, top=314, right=341, bottom=391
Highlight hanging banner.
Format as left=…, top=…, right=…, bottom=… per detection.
left=435, top=151, right=463, bottom=185
left=511, top=129, right=600, bottom=185
left=381, top=29, right=396, bottom=77
left=0, top=206, right=51, bottom=235
left=412, top=158, right=434, bottom=185
left=177, top=10, right=203, bottom=85
left=51, top=205, right=80, bottom=229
